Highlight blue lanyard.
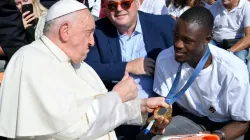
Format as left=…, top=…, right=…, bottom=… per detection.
left=165, top=47, right=211, bottom=105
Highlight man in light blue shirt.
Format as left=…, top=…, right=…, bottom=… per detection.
left=118, top=16, right=155, bottom=99
left=114, top=16, right=157, bottom=140
left=85, top=0, right=175, bottom=139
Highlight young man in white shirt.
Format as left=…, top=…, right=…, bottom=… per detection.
left=153, top=6, right=250, bottom=140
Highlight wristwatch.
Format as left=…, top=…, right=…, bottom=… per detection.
left=213, top=130, right=225, bottom=140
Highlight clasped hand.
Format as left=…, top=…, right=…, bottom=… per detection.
left=126, top=57, right=155, bottom=76
left=141, top=97, right=171, bottom=135
left=113, top=72, right=170, bottom=135
left=22, top=11, right=36, bottom=29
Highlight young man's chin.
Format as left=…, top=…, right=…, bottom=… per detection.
left=175, top=57, right=186, bottom=63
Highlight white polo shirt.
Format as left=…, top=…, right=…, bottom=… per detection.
left=139, top=0, right=168, bottom=15
left=209, top=0, right=250, bottom=42
left=153, top=44, right=250, bottom=122
left=86, top=0, right=101, bottom=17
left=168, top=4, right=190, bottom=18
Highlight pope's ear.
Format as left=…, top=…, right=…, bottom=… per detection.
left=59, top=22, right=69, bottom=42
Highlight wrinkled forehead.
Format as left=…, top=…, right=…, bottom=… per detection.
left=77, top=10, right=95, bottom=29
left=86, top=16, right=95, bottom=30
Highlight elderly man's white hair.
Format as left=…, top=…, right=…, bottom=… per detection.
left=43, top=0, right=88, bottom=34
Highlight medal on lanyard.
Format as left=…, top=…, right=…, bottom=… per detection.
left=154, top=47, right=211, bottom=119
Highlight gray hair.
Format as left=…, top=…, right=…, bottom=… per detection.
left=43, top=11, right=79, bottom=35
left=43, top=20, right=54, bottom=34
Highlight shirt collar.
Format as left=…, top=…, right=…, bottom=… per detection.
left=134, top=15, right=142, bottom=34
left=237, top=0, right=246, bottom=8
left=117, top=14, right=142, bottom=37
left=40, top=35, right=71, bottom=63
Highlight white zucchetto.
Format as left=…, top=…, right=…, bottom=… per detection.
left=46, top=0, right=87, bottom=22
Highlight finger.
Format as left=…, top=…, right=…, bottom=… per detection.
left=146, top=116, right=154, bottom=124
left=150, top=125, right=157, bottom=134
left=150, top=126, right=164, bottom=135
left=145, top=60, right=155, bottom=67
left=145, top=67, right=154, bottom=75
left=24, top=14, right=34, bottom=22
left=154, top=113, right=161, bottom=120
left=22, top=11, right=30, bottom=18
left=26, top=24, right=32, bottom=28
left=134, top=85, right=138, bottom=92
left=145, top=71, right=152, bottom=76
left=155, top=97, right=168, bottom=108
left=158, top=118, right=170, bottom=130
left=130, top=78, right=137, bottom=89
left=146, top=108, right=154, bottom=113
left=160, top=128, right=166, bottom=134
left=121, top=71, right=129, bottom=81
left=145, top=58, right=155, bottom=64
left=156, top=97, right=165, bottom=101
left=154, top=128, right=165, bottom=135
left=25, top=13, right=35, bottom=21
left=148, top=97, right=165, bottom=107
left=143, top=97, right=167, bottom=112
left=154, top=116, right=164, bottom=128
left=144, top=67, right=154, bottom=76
left=156, top=128, right=165, bottom=135
left=133, top=89, right=138, bottom=98
left=145, top=61, right=155, bottom=69
left=160, top=101, right=169, bottom=108
left=26, top=16, right=36, bottom=24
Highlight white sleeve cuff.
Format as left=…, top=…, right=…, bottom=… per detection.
left=125, top=99, right=148, bottom=125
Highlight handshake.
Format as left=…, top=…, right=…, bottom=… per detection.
left=112, top=72, right=170, bottom=135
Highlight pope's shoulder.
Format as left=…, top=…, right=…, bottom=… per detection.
left=12, top=39, right=55, bottom=62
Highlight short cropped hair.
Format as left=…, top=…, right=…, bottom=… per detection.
left=179, top=6, right=214, bottom=34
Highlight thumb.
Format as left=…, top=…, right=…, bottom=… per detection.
left=121, top=71, right=129, bottom=81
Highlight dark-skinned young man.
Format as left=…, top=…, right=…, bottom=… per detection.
left=152, top=7, right=249, bottom=140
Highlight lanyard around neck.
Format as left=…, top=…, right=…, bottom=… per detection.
left=165, top=46, right=211, bottom=105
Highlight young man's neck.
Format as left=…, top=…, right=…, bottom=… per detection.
left=187, top=48, right=212, bottom=69
left=187, top=55, right=212, bottom=69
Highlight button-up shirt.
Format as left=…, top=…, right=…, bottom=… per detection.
left=117, top=16, right=154, bottom=99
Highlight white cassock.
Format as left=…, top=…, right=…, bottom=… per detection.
left=0, top=36, right=146, bottom=140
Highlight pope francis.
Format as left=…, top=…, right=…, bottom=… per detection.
left=0, top=0, right=169, bottom=140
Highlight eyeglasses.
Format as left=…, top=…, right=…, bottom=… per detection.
left=106, top=0, right=134, bottom=11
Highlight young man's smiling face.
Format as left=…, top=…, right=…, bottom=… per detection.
left=173, top=19, right=211, bottom=65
